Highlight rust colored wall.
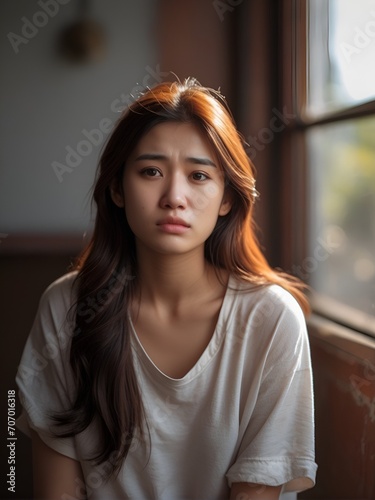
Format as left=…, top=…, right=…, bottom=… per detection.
left=301, top=317, right=375, bottom=500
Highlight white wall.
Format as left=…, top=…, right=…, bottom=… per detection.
left=0, top=0, right=158, bottom=234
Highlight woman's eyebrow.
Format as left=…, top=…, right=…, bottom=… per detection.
left=186, top=157, right=217, bottom=167
left=134, top=153, right=167, bottom=162
left=134, top=153, right=217, bottom=168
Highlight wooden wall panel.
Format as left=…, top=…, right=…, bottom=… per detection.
left=301, top=317, right=375, bottom=499
left=0, top=254, right=73, bottom=499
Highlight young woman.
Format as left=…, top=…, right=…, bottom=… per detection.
left=16, top=78, right=317, bottom=499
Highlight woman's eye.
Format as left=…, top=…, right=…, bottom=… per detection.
left=192, top=172, right=209, bottom=181
left=141, top=168, right=161, bottom=177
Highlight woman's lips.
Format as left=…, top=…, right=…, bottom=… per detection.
left=156, top=217, right=191, bottom=234
left=158, top=224, right=189, bottom=234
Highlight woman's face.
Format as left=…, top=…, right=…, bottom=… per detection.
left=111, top=121, right=231, bottom=257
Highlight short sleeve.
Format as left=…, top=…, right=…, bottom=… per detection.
left=226, top=286, right=317, bottom=492
left=15, top=273, right=79, bottom=460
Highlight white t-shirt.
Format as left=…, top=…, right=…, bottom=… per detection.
left=16, top=272, right=317, bottom=499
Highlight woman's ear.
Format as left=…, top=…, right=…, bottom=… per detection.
left=110, top=180, right=124, bottom=208
left=218, top=191, right=232, bottom=216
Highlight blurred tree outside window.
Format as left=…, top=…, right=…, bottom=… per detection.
left=300, top=0, right=375, bottom=334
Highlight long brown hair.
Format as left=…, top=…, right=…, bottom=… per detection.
left=53, top=78, right=309, bottom=477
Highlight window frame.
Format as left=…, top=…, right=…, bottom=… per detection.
left=280, top=0, right=375, bottom=338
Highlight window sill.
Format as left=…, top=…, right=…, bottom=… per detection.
left=307, top=312, right=375, bottom=362
left=309, top=291, right=375, bottom=340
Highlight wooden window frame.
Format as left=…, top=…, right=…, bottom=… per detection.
left=280, top=0, right=375, bottom=339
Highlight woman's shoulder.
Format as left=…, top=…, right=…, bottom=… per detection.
left=226, top=276, right=309, bottom=356
left=228, top=275, right=306, bottom=325
left=38, top=271, right=79, bottom=311
left=16, top=273, right=79, bottom=372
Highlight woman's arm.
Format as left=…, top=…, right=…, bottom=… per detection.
left=230, top=482, right=282, bottom=500
left=31, top=429, right=86, bottom=500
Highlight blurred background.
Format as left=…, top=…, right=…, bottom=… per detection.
left=0, top=0, right=374, bottom=498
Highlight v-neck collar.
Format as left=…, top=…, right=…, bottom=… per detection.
left=129, top=275, right=234, bottom=387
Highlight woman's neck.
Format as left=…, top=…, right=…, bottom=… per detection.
left=134, top=247, right=224, bottom=315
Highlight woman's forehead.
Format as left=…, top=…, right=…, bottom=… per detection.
left=130, top=121, right=218, bottom=161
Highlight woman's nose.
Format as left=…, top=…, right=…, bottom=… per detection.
left=159, top=174, right=187, bottom=210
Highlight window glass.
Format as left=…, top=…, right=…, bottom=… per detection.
left=306, top=116, right=375, bottom=319
left=307, top=0, right=375, bottom=117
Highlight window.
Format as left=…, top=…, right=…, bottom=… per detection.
left=307, top=0, right=375, bottom=117
left=288, top=0, right=375, bottom=336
